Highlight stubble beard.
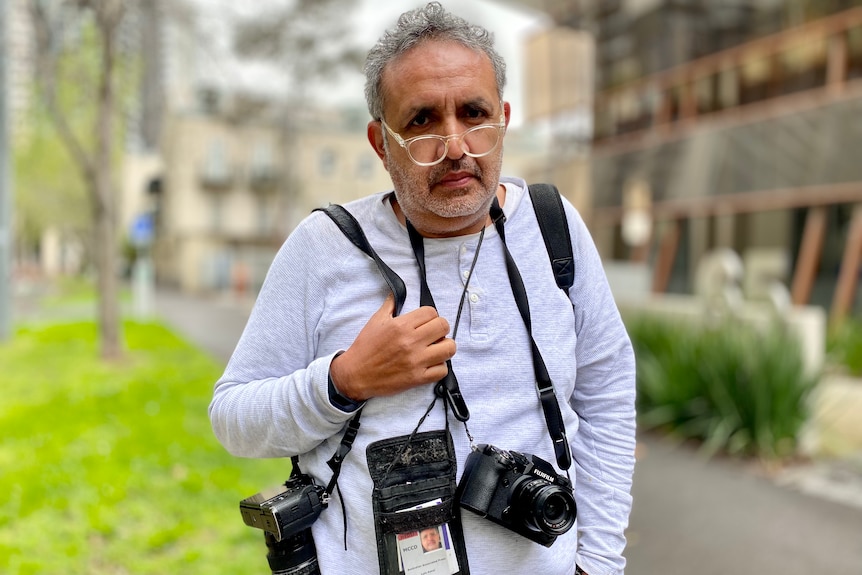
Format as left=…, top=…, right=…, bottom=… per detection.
left=386, top=146, right=503, bottom=235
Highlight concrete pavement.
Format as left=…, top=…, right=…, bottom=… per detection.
left=153, top=288, right=862, bottom=574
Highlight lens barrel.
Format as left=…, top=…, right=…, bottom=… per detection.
left=513, top=477, right=576, bottom=536
left=265, top=530, right=321, bottom=575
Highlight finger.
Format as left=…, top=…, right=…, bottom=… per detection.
left=423, top=362, right=450, bottom=383
left=424, top=337, right=456, bottom=364
left=373, top=293, right=396, bottom=318
left=399, top=305, right=441, bottom=328
left=413, top=314, right=451, bottom=344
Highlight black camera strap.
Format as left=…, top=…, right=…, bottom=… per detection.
left=318, top=188, right=573, bottom=473
left=490, top=197, right=572, bottom=471
left=406, top=220, right=472, bottom=423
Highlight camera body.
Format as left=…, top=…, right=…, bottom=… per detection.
left=240, top=473, right=328, bottom=574
left=457, top=444, right=576, bottom=547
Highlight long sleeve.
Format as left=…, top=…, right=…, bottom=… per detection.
left=208, top=212, right=386, bottom=458
left=566, top=205, right=637, bottom=575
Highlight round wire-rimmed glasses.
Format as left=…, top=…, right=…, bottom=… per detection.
left=380, top=115, right=506, bottom=166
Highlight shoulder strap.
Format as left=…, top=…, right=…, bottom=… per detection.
left=529, top=184, right=574, bottom=291
left=312, top=204, right=409, bottom=499
left=315, top=204, right=407, bottom=316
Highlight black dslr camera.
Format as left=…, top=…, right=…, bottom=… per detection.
left=457, top=444, right=576, bottom=547
left=240, top=472, right=329, bottom=575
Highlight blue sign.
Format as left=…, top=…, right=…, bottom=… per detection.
left=131, top=212, right=154, bottom=247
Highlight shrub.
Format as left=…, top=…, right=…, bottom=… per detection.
left=827, top=317, right=862, bottom=376
left=628, top=316, right=818, bottom=459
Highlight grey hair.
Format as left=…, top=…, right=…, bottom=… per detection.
left=364, top=2, right=507, bottom=121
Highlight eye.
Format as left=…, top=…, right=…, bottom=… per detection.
left=463, top=106, right=490, bottom=123
left=410, top=113, right=431, bottom=128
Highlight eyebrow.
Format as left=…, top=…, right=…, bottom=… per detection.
left=400, top=98, right=497, bottom=123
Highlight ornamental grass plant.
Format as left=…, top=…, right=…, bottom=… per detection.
left=627, top=316, right=818, bottom=460
left=0, top=320, right=285, bottom=575
left=826, top=317, right=862, bottom=376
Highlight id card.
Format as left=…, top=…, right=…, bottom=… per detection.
left=396, top=500, right=459, bottom=575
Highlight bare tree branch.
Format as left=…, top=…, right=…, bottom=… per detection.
left=30, top=0, right=97, bottom=188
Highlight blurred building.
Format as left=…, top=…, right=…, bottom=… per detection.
left=117, top=1, right=552, bottom=295
left=512, top=0, right=862, bottom=321
left=520, top=25, right=596, bottom=217
left=117, top=2, right=394, bottom=294
left=147, top=94, right=549, bottom=294
left=150, top=94, right=394, bottom=294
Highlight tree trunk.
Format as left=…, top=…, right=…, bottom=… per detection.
left=30, top=0, right=127, bottom=360
left=94, top=3, right=123, bottom=360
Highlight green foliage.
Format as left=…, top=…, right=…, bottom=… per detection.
left=628, top=316, right=818, bottom=459
left=827, top=317, right=862, bottom=376
left=16, top=10, right=141, bottom=252
left=13, top=96, right=90, bottom=248
left=0, top=321, right=287, bottom=574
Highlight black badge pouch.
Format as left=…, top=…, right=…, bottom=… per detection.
left=367, top=429, right=470, bottom=575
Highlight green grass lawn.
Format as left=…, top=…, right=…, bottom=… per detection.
left=0, top=320, right=287, bottom=574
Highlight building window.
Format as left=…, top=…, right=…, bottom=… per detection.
left=201, top=138, right=232, bottom=188
left=257, top=196, right=275, bottom=234
left=249, top=141, right=279, bottom=190
left=319, top=148, right=337, bottom=177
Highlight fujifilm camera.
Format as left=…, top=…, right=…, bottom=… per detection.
left=457, top=444, right=576, bottom=547
left=240, top=472, right=329, bottom=575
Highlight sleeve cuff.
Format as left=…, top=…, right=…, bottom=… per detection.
left=327, top=352, right=364, bottom=412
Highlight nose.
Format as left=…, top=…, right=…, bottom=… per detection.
left=440, top=118, right=467, bottom=160
left=444, top=135, right=466, bottom=160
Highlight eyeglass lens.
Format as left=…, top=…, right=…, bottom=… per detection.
left=408, top=125, right=501, bottom=164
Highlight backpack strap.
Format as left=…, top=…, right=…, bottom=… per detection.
left=529, top=184, right=574, bottom=291
left=315, top=204, right=407, bottom=315
left=312, top=204, right=409, bottom=485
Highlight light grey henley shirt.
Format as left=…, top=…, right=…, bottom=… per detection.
left=210, top=176, right=636, bottom=575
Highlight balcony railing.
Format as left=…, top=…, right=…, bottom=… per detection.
left=199, top=162, right=235, bottom=190
left=593, top=6, right=862, bottom=147
left=247, top=166, right=282, bottom=192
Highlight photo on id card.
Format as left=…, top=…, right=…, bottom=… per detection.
left=396, top=500, right=458, bottom=575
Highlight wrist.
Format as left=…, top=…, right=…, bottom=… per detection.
left=328, top=375, right=363, bottom=412
left=328, top=352, right=364, bottom=411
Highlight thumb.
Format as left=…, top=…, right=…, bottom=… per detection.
left=376, top=292, right=396, bottom=318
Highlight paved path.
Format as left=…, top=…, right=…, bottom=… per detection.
left=154, top=289, right=254, bottom=363
left=153, top=289, right=862, bottom=574
left=625, top=438, right=862, bottom=574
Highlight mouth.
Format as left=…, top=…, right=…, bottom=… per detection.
left=435, top=170, right=477, bottom=189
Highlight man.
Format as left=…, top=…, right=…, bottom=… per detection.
left=209, top=3, right=636, bottom=574
left=420, top=527, right=443, bottom=553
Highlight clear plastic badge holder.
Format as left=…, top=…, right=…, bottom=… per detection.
left=366, top=429, right=470, bottom=575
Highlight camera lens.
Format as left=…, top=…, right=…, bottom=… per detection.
left=265, top=530, right=321, bottom=575
left=512, top=478, right=576, bottom=536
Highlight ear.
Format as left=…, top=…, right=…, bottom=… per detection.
left=503, top=101, right=512, bottom=128
left=367, top=121, right=389, bottom=171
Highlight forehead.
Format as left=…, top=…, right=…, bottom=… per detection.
left=380, top=40, right=498, bottom=119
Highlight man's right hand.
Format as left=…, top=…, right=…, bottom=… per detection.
left=328, top=294, right=456, bottom=402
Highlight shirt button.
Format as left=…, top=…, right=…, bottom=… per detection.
left=462, top=270, right=470, bottom=279
left=469, top=293, right=479, bottom=303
